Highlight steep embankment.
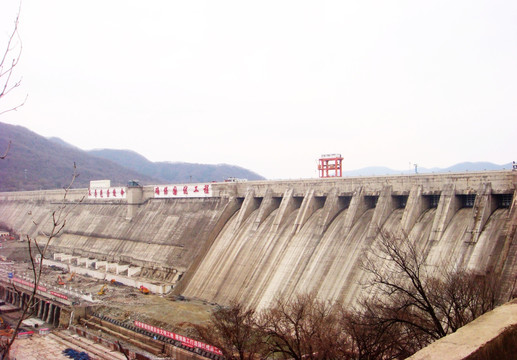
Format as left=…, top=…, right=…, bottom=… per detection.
left=0, top=196, right=231, bottom=280
left=183, top=201, right=511, bottom=310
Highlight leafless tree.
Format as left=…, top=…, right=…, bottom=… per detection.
left=0, top=3, right=26, bottom=161
left=194, top=301, right=262, bottom=360
left=257, top=293, right=343, bottom=360
left=360, top=229, right=502, bottom=357
left=335, top=305, right=410, bottom=360
left=0, top=4, right=26, bottom=117
left=432, top=270, right=500, bottom=334
left=196, top=230, right=503, bottom=360
left=0, top=164, right=80, bottom=359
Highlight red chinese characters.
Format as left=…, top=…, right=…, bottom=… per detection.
left=89, top=187, right=127, bottom=200
left=153, top=184, right=211, bottom=198
left=133, top=321, right=222, bottom=355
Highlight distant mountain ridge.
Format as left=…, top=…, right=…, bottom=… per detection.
left=88, top=148, right=265, bottom=184
left=342, top=162, right=513, bottom=177
left=0, top=122, right=164, bottom=191
left=0, top=122, right=264, bottom=191
left=0, top=121, right=512, bottom=192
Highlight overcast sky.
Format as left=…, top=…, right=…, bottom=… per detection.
left=1, top=1, right=516, bottom=179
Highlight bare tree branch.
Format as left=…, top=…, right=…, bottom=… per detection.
left=1, top=3, right=26, bottom=162
left=0, top=94, right=27, bottom=117
left=359, top=229, right=503, bottom=357
left=194, top=301, right=261, bottom=360
left=0, top=6, right=23, bottom=103
left=257, top=293, right=342, bottom=360
left=0, top=164, right=80, bottom=358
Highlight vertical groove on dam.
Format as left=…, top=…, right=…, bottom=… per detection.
left=183, top=190, right=513, bottom=309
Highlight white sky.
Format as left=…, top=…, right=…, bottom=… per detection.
left=1, top=1, right=516, bottom=179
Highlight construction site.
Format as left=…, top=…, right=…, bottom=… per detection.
left=0, top=240, right=221, bottom=360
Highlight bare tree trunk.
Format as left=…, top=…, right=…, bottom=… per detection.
left=0, top=164, right=80, bottom=359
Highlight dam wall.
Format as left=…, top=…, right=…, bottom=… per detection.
left=0, top=185, right=234, bottom=282
left=0, top=171, right=516, bottom=308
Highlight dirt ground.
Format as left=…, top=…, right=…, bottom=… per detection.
left=93, top=290, right=218, bottom=338
left=0, top=240, right=218, bottom=338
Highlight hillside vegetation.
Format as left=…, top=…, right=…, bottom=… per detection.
left=0, top=122, right=162, bottom=191
left=88, top=149, right=265, bottom=184
left=0, top=122, right=264, bottom=192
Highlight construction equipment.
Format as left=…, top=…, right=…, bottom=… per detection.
left=110, top=279, right=123, bottom=286
left=139, top=285, right=149, bottom=295
left=98, top=284, right=108, bottom=295
left=57, top=276, right=65, bottom=285
left=68, top=272, right=75, bottom=282
left=0, top=317, right=13, bottom=338
left=0, top=328, right=13, bottom=337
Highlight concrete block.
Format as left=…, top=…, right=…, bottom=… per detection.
left=53, top=253, right=65, bottom=261
left=116, top=264, right=129, bottom=274
left=408, top=301, right=517, bottom=360
left=85, top=258, right=96, bottom=268
left=95, top=261, right=107, bottom=270
left=127, top=267, right=141, bottom=277
left=60, top=254, right=72, bottom=262
left=76, top=257, right=88, bottom=266
left=106, top=262, right=118, bottom=273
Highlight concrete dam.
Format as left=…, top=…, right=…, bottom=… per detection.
left=1, top=171, right=516, bottom=310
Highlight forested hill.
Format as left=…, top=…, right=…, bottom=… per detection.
left=0, top=122, right=161, bottom=191
left=0, top=122, right=265, bottom=192
left=88, top=149, right=265, bottom=184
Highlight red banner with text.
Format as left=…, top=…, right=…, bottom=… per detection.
left=154, top=183, right=212, bottom=198
left=134, top=320, right=222, bottom=355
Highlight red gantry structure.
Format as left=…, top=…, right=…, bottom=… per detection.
left=318, top=154, right=344, bottom=178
